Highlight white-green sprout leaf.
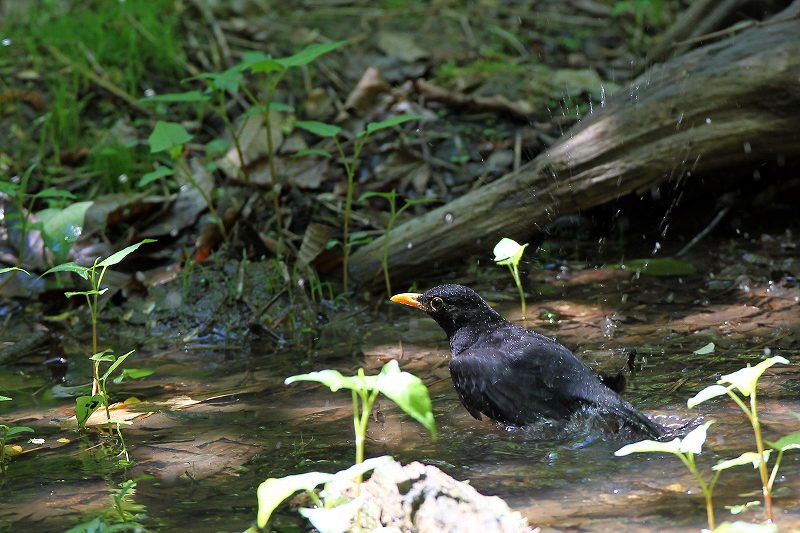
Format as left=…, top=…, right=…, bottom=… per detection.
left=687, top=384, right=731, bottom=408
left=256, top=472, right=334, bottom=528
left=718, top=356, right=790, bottom=397
left=299, top=497, right=363, bottom=533
left=679, top=420, right=714, bottom=454
left=493, top=238, right=528, bottom=267
left=725, top=501, right=760, bottom=515
left=375, top=361, right=436, bottom=440
left=285, top=369, right=369, bottom=392
left=713, top=451, right=770, bottom=471
left=766, top=431, right=800, bottom=452
left=615, top=438, right=681, bottom=456
left=322, top=456, right=393, bottom=502
left=693, top=342, right=716, bottom=355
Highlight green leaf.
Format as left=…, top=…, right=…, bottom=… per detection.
left=493, top=238, right=528, bottom=267
left=294, top=148, right=332, bottom=158
left=0, top=396, right=11, bottom=401
left=42, top=262, right=90, bottom=280
left=679, top=420, right=713, bottom=454
left=89, top=349, right=115, bottom=362
left=361, top=114, right=423, bottom=137
left=36, top=201, right=93, bottom=264
left=693, top=342, right=715, bottom=355
left=0, top=267, right=30, bottom=276
left=140, top=91, right=210, bottom=104
left=725, top=501, right=760, bottom=515
left=205, top=139, right=230, bottom=156
left=100, top=350, right=135, bottom=382
left=256, top=471, right=334, bottom=528
left=277, top=40, right=347, bottom=68
left=64, top=288, right=108, bottom=298
left=75, top=394, right=105, bottom=428
left=687, top=384, right=731, bottom=408
left=189, top=68, right=244, bottom=93
left=148, top=121, right=193, bottom=154
left=269, top=102, right=294, bottom=113
left=358, top=191, right=395, bottom=203
left=138, top=166, right=175, bottom=187
left=112, top=368, right=155, bottom=384
left=4, top=426, right=34, bottom=439
left=374, top=360, right=437, bottom=440
left=718, top=356, right=790, bottom=397
left=0, top=181, right=18, bottom=194
left=249, top=58, right=286, bottom=75
left=620, top=258, right=696, bottom=276
left=713, top=451, right=770, bottom=471
left=98, top=239, right=156, bottom=268
left=615, top=437, right=682, bottom=456
left=295, top=120, right=342, bottom=138
left=32, top=188, right=76, bottom=200
left=767, top=431, right=800, bottom=452
left=285, top=369, right=365, bottom=392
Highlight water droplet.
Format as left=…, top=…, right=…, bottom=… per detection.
left=118, top=173, right=128, bottom=183
left=406, top=242, right=413, bottom=249
left=443, top=212, right=454, bottom=224
left=763, top=347, right=772, bottom=356
left=169, top=228, right=179, bottom=237
left=652, top=241, right=661, bottom=254
left=743, top=142, right=752, bottom=154
left=705, top=117, right=712, bottom=124
left=1, top=38, right=11, bottom=47
left=144, top=88, right=155, bottom=97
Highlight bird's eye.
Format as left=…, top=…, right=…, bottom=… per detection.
left=430, top=296, right=444, bottom=311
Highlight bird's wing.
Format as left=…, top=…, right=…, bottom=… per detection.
left=449, top=335, right=576, bottom=425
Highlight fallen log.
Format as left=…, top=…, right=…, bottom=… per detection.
left=349, top=2, right=800, bottom=288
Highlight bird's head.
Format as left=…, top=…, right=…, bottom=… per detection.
left=390, top=284, right=505, bottom=337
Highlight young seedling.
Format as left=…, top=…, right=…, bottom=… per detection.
left=493, top=237, right=529, bottom=319
left=147, top=121, right=229, bottom=241
left=254, top=360, right=436, bottom=530
left=295, top=115, right=423, bottom=291
left=0, top=165, right=78, bottom=291
left=244, top=41, right=348, bottom=242
left=0, top=396, right=34, bottom=471
left=687, top=355, right=792, bottom=522
left=358, top=190, right=440, bottom=298
left=42, top=239, right=153, bottom=448
left=615, top=421, right=719, bottom=529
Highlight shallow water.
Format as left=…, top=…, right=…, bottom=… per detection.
left=2, top=242, right=799, bottom=532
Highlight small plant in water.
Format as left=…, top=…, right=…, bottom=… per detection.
left=687, top=355, right=797, bottom=523
left=358, top=190, right=439, bottom=298
left=43, top=240, right=154, bottom=457
left=295, top=114, right=423, bottom=292
left=493, top=237, right=529, bottom=319
left=616, top=421, right=720, bottom=529
left=617, top=355, right=797, bottom=531
left=65, top=478, right=150, bottom=532
left=252, top=360, right=436, bottom=531
left=0, top=396, right=34, bottom=471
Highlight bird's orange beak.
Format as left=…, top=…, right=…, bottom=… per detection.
left=390, top=292, right=425, bottom=310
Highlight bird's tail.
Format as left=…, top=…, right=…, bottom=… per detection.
left=606, top=399, right=666, bottom=440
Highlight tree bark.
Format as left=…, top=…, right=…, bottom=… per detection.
left=349, top=3, right=800, bottom=288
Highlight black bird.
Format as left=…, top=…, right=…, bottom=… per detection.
left=391, top=284, right=664, bottom=438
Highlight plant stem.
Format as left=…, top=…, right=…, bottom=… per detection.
left=335, top=138, right=364, bottom=292
left=381, top=199, right=397, bottom=298
left=750, top=390, right=773, bottom=521
left=679, top=453, right=716, bottom=530
left=176, top=157, right=228, bottom=242
left=509, top=264, right=526, bottom=319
